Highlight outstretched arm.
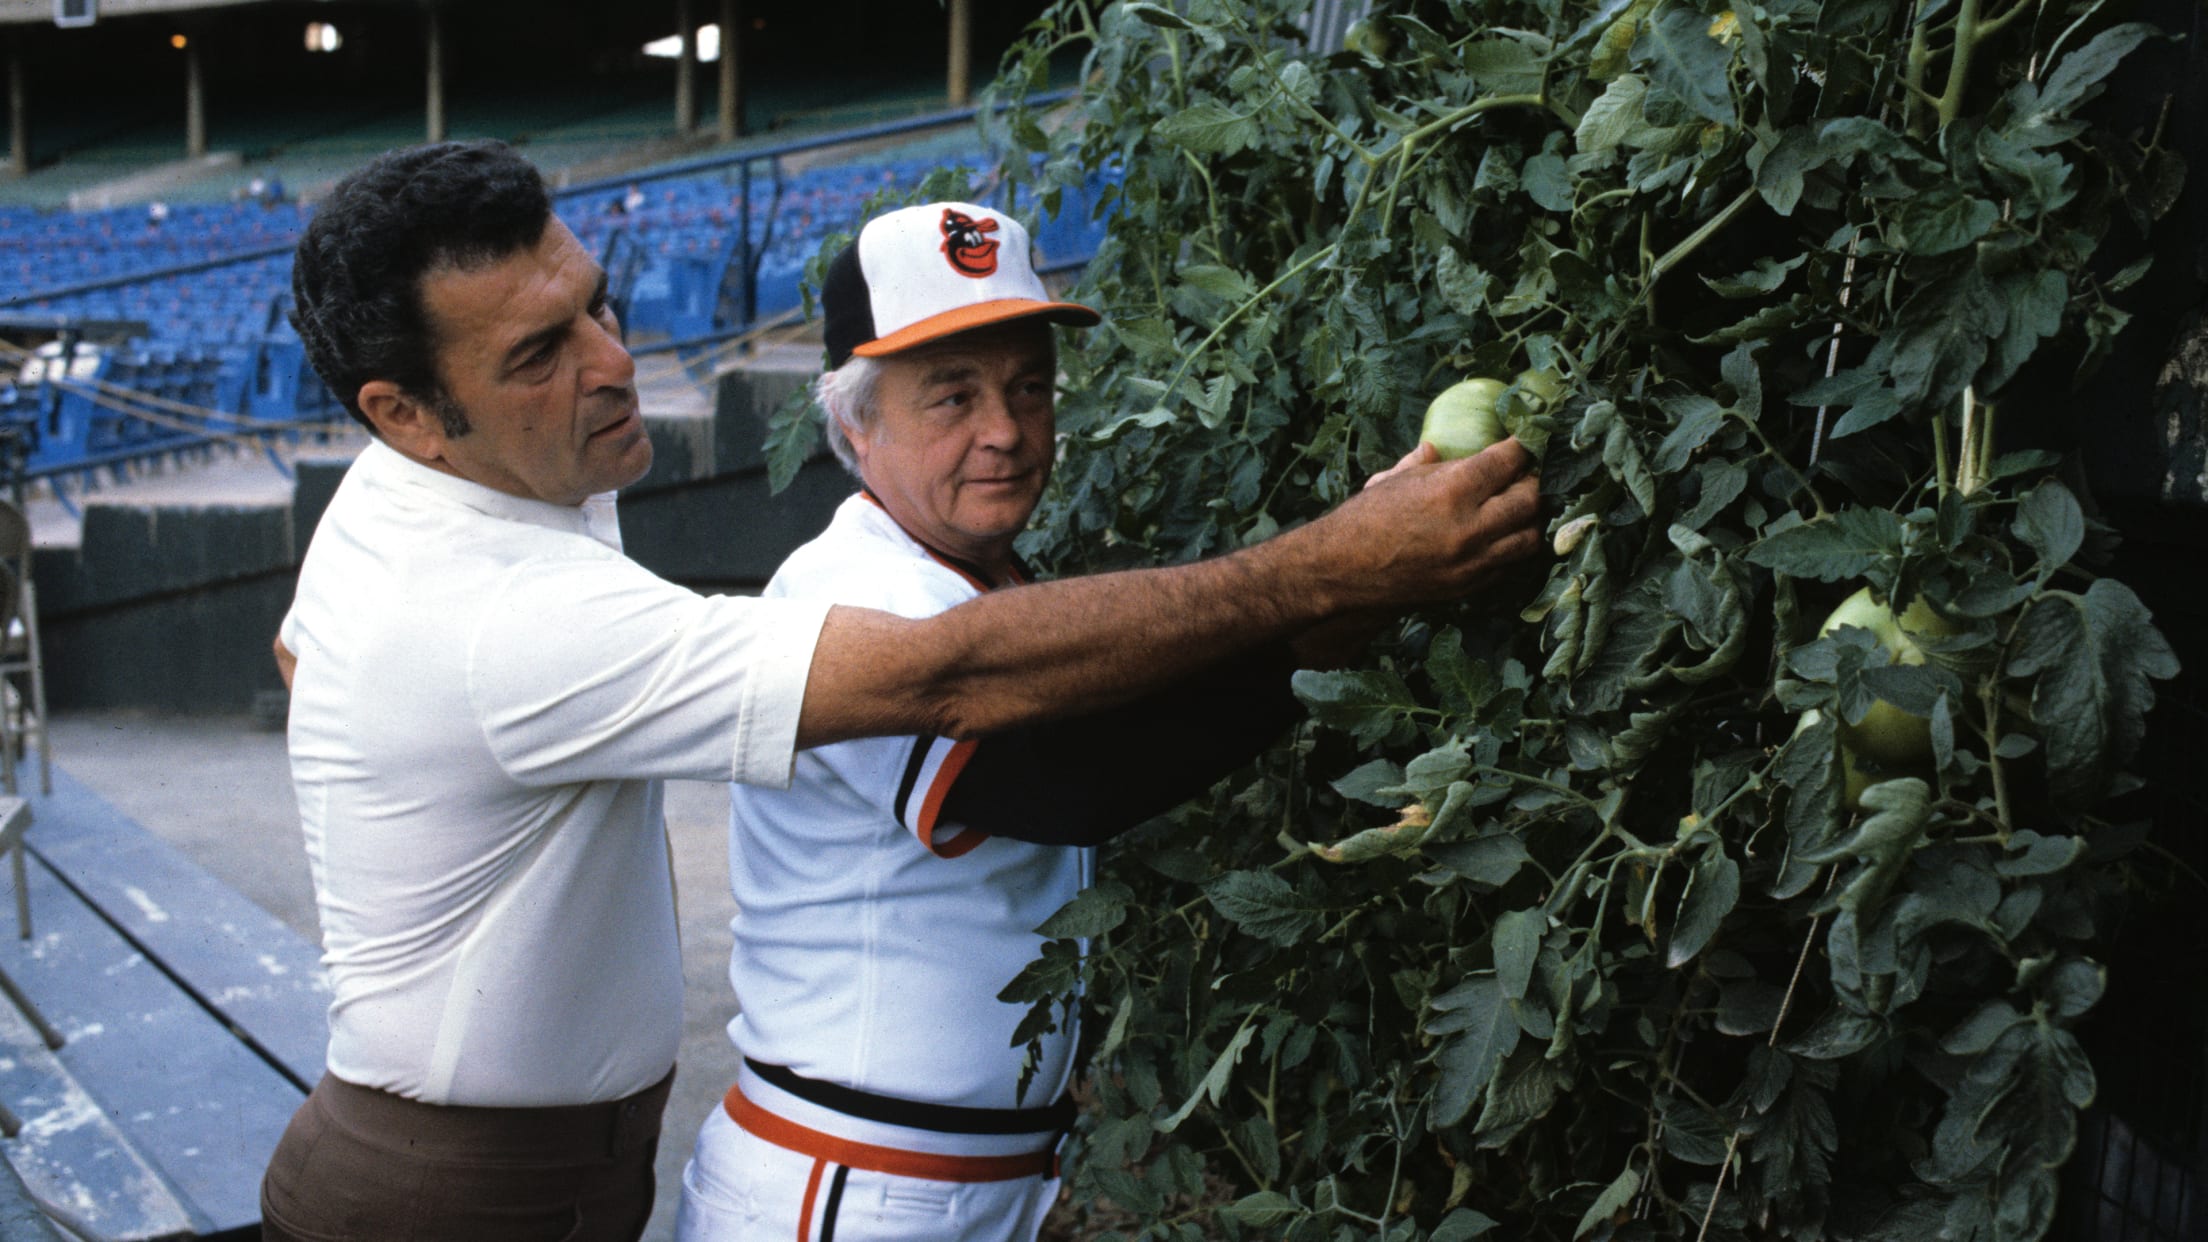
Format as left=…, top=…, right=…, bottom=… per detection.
left=796, top=437, right=1540, bottom=749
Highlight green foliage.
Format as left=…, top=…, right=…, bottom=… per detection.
left=980, top=0, right=2186, bottom=1236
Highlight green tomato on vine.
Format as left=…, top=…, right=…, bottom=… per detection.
left=1419, top=368, right=1567, bottom=461
left=1818, top=586, right=1958, bottom=765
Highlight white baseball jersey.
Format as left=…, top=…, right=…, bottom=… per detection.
left=725, top=492, right=1090, bottom=1128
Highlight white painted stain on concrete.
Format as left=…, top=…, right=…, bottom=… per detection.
left=123, top=885, right=171, bottom=923
left=101, top=953, right=146, bottom=977
left=22, top=1091, right=99, bottom=1139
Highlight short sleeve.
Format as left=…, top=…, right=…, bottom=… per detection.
left=467, top=551, right=830, bottom=788
left=769, top=535, right=990, bottom=853
left=893, top=734, right=983, bottom=857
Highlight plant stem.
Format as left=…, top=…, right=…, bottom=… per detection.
left=1904, top=13, right=1933, bottom=136
left=1401, top=92, right=1549, bottom=147
left=1981, top=679, right=2014, bottom=833
left=1160, top=243, right=1338, bottom=404
left=1937, top=0, right=1985, bottom=128
left=1957, top=385, right=1981, bottom=495
left=1932, top=405, right=1953, bottom=502
left=1638, top=186, right=1762, bottom=328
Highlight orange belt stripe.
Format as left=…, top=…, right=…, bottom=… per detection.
left=723, top=1082, right=1056, bottom=1183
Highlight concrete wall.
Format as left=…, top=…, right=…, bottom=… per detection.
left=34, top=359, right=849, bottom=712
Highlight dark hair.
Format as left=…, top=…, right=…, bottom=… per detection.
left=290, top=140, right=552, bottom=432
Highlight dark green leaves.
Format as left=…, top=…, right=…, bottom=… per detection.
left=2009, top=581, right=2180, bottom=805
left=1893, top=186, right=2000, bottom=256
left=1036, top=882, right=1131, bottom=939
left=2013, top=480, right=2084, bottom=584
left=1431, top=973, right=1521, bottom=1126
left=1204, top=870, right=1325, bottom=947
left=975, top=0, right=2179, bottom=1234
left=1156, top=103, right=1262, bottom=157
left=1293, top=667, right=1415, bottom=746
left=2031, top=23, right=2162, bottom=123
left=1745, top=508, right=1904, bottom=581
left=1668, top=845, right=1740, bottom=967
left=1633, top=4, right=1737, bottom=124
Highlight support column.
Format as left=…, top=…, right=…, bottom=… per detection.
left=425, top=4, right=447, bottom=143
left=184, top=35, right=206, bottom=159
left=7, top=41, right=27, bottom=178
left=674, top=0, right=697, bottom=134
left=947, top=0, right=972, bottom=107
left=717, top=0, right=743, bottom=142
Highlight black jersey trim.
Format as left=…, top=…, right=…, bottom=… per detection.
left=818, top=1164, right=851, bottom=1242
left=746, top=1059, right=1075, bottom=1136
left=892, top=733, right=936, bottom=826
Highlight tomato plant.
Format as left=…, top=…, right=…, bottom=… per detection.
left=776, top=0, right=2189, bottom=1236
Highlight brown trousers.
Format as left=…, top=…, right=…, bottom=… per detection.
left=259, top=1069, right=673, bottom=1242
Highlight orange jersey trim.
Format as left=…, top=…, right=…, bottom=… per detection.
left=796, top=1157, right=826, bottom=1242
left=724, top=1083, right=1055, bottom=1183
left=918, top=740, right=984, bottom=858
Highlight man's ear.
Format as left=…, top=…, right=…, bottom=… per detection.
left=358, top=380, right=448, bottom=464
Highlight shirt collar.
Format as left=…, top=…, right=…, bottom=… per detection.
left=851, top=489, right=1028, bottom=590
left=355, top=438, right=624, bottom=552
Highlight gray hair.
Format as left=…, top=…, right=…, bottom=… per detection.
left=813, top=354, right=883, bottom=477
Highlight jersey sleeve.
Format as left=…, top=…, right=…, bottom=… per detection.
left=466, top=549, right=831, bottom=788
left=775, top=545, right=996, bottom=856
left=891, top=733, right=984, bottom=857
left=935, top=644, right=1302, bottom=848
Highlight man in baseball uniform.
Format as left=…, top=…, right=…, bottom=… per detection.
left=674, top=203, right=1512, bottom=1240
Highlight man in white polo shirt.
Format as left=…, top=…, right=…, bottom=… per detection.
left=263, top=143, right=1540, bottom=1242
left=674, top=203, right=1513, bottom=1241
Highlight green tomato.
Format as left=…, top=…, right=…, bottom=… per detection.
left=1816, top=587, right=1957, bottom=765
left=1420, top=377, right=1507, bottom=461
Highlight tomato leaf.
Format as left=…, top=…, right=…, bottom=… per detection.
left=1431, top=973, right=1520, bottom=1126
left=1575, top=1166, right=1643, bottom=1239
left=1668, top=845, right=1740, bottom=967
left=1633, top=3, right=1738, bottom=124
left=1746, top=508, right=1904, bottom=581
left=1203, top=870, right=1326, bottom=947
left=2013, top=479, right=2084, bottom=584
left=2009, top=581, right=2180, bottom=805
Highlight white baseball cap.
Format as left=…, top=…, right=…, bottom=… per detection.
left=821, top=201, right=1099, bottom=367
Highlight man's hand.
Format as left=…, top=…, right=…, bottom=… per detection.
left=1276, top=437, right=1541, bottom=615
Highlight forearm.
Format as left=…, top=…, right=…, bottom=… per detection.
left=796, top=439, right=1541, bottom=750
left=799, top=536, right=1332, bottom=747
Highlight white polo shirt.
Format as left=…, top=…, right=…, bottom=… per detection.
left=726, top=494, right=1089, bottom=1130
left=281, top=439, right=828, bottom=1107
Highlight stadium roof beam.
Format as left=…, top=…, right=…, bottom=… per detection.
left=717, top=0, right=741, bottom=142
left=947, top=0, right=970, bottom=107
left=7, top=38, right=23, bottom=177
left=672, top=0, right=695, bottom=135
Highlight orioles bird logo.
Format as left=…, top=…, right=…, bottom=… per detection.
left=939, top=208, right=1000, bottom=277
